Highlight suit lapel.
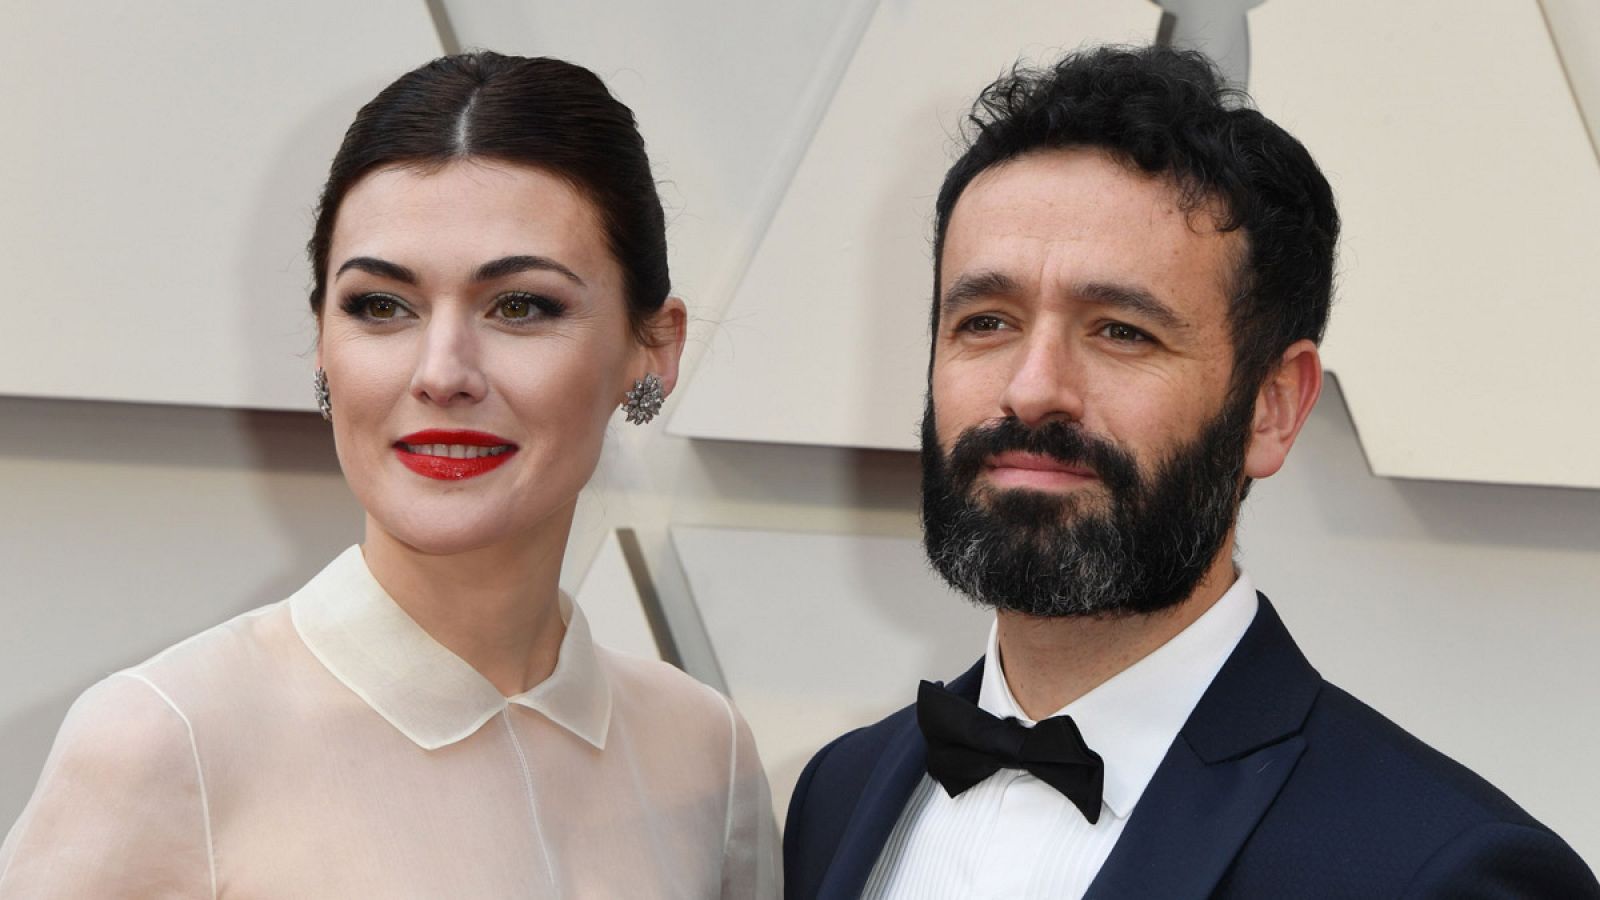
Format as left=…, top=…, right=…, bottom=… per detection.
left=1083, top=734, right=1306, bottom=899
left=1085, top=596, right=1321, bottom=900
left=818, top=660, right=986, bottom=898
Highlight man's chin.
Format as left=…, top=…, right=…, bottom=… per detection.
left=977, top=484, right=1111, bottom=523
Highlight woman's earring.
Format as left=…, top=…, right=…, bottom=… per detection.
left=313, top=368, right=332, bottom=421
left=622, top=373, right=665, bottom=425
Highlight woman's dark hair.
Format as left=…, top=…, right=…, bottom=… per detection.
left=307, top=51, right=669, bottom=343
left=933, top=45, right=1339, bottom=397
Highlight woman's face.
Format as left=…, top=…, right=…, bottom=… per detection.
left=318, top=160, right=671, bottom=555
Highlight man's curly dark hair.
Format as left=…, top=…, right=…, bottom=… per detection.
left=932, top=45, right=1339, bottom=398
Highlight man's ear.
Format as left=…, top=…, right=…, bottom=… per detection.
left=1243, top=339, right=1323, bottom=479
left=638, top=296, right=688, bottom=396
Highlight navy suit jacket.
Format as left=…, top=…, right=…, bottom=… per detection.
left=785, top=596, right=1599, bottom=899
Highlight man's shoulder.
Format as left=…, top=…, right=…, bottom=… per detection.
left=1214, top=594, right=1554, bottom=833
left=1303, top=681, right=1535, bottom=823
left=1228, top=676, right=1598, bottom=893
left=795, top=700, right=919, bottom=802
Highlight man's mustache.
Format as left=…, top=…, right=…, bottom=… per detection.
left=945, top=418, right=1140, bottom=495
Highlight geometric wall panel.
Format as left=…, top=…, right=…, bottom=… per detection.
left=672, top=525, right=990, bottom=820
left=0, top=2, right=441, bottom=410
left=670, top=0, right=1160, bottom=450
left=574, top=529, right=667, bottom=663
left=1539, top=0, right=1600, bottom=163
left=436, top=0, right=877, bottom=395
left=672, top=0, right=1600, bottom=491
left=1250, top=0, right=1600, bottom=488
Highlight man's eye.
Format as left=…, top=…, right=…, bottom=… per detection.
left=960, top=315, right=1007, bottom=333
left=1103, top=323, right=1148, bottom=343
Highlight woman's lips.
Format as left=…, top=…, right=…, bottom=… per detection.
left=394, top=430, right=518, bottom=481
left=983, top=451, right=1097, bottom=490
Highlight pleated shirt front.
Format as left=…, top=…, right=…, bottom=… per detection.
left=863, top=576, right=1259, bottom=900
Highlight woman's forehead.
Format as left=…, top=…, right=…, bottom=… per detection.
left=329, top=160, right=616, bottom=286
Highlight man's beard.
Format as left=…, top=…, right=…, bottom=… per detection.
left=920, top=391, right=1253, bottom=618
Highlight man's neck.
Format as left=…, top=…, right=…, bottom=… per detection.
left=995, top=547, right=1239, bottom=720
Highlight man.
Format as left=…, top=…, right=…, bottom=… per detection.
left=783, top=46, right=1598, bottom=899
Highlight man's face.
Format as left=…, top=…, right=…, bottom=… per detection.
left=923, top=147, right=1251, bottom=617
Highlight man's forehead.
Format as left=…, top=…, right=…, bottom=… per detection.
left=941, top=148, right=1245, bottom=310
left=952, top=148, right=1230, bottom=238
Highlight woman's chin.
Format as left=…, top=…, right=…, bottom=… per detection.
left=373, top=516, right=520, bottom=558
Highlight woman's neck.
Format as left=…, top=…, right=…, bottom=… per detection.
left=360, top=512, right=572, bottom=697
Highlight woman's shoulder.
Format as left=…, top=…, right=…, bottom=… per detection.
left=130, top=602, right=290, bottom=682
left=598, top=646, right=728, bottom=709
left=23, top=603, right=309, bottom=811
left=47, top=670, right=204, bottom=786
left=97, top=602, right=301, bottom=731
left=596, top=646, right=743, bottom=740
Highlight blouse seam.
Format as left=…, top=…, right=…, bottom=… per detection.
left=718, top=690, right=738, bottom=855
left=501, top=710, right=557, bottom=893
left=120, top=672, right=219, bottom=900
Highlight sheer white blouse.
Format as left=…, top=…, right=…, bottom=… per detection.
left=0, top=546, right=781, bottom=898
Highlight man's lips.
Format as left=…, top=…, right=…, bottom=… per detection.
left=983, top=451, right=1098, bottom=489
left=393, top=429, right=518, bottom=480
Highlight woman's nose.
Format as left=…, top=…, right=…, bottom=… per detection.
left=409, top=315, right=488, bottom=407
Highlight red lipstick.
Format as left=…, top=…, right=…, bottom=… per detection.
left=394, top=429, right=518, bottom=481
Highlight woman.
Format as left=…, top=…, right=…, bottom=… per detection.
left=0, top=52, right=779, bottom=897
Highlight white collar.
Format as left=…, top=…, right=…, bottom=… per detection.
left=978, top=574, right=1259, bottom=819
left=289, top=546, right=612, bottom=751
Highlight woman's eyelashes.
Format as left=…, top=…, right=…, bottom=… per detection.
left=337, top=291, right=568, bottom=325
left=340, top=292, right=412, bottom=322
left=493, top=291, right=567, bottom=323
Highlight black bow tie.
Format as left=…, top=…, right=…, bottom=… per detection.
left=917, top=680, right=1105, bottom=824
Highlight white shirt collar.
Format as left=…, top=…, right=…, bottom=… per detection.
left=289, top=545, right=612, bottom=751
left=978, top=573, right=1259, bottom=819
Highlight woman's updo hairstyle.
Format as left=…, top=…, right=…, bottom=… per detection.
left=307, top=51, right=670, bottom=343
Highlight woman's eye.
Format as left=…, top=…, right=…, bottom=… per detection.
left=367, top=297, right=400, bottom=319
left=494, top=292, right=564, bottom=323
left=339, top=293, right=410, bottom=322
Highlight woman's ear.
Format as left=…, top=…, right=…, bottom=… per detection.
left=640, top=297, right=688, bottom=396
left=1243, top=339, right=1323, bottom=480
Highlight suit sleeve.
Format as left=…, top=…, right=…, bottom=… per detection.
left=783, top=737, right=828, bottom=852
left=1401, top=820, right=1600, bottom=899
left=0, top=674, right=215, bottom=899
left=784, top=734, right=853, bottom=900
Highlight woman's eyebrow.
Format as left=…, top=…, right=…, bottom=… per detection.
left=335, top=256, right=417, bottom=284
left=473, top=254, right=586, bottom=287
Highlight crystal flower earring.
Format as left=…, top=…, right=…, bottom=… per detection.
left=313, top=368, right=332, bottom=421
left=622, top=373, right=664, bottom=425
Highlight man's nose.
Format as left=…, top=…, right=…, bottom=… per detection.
left=409, top=314, right=488, bottom=408
left=998, top=329, right=1086, bottom=428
